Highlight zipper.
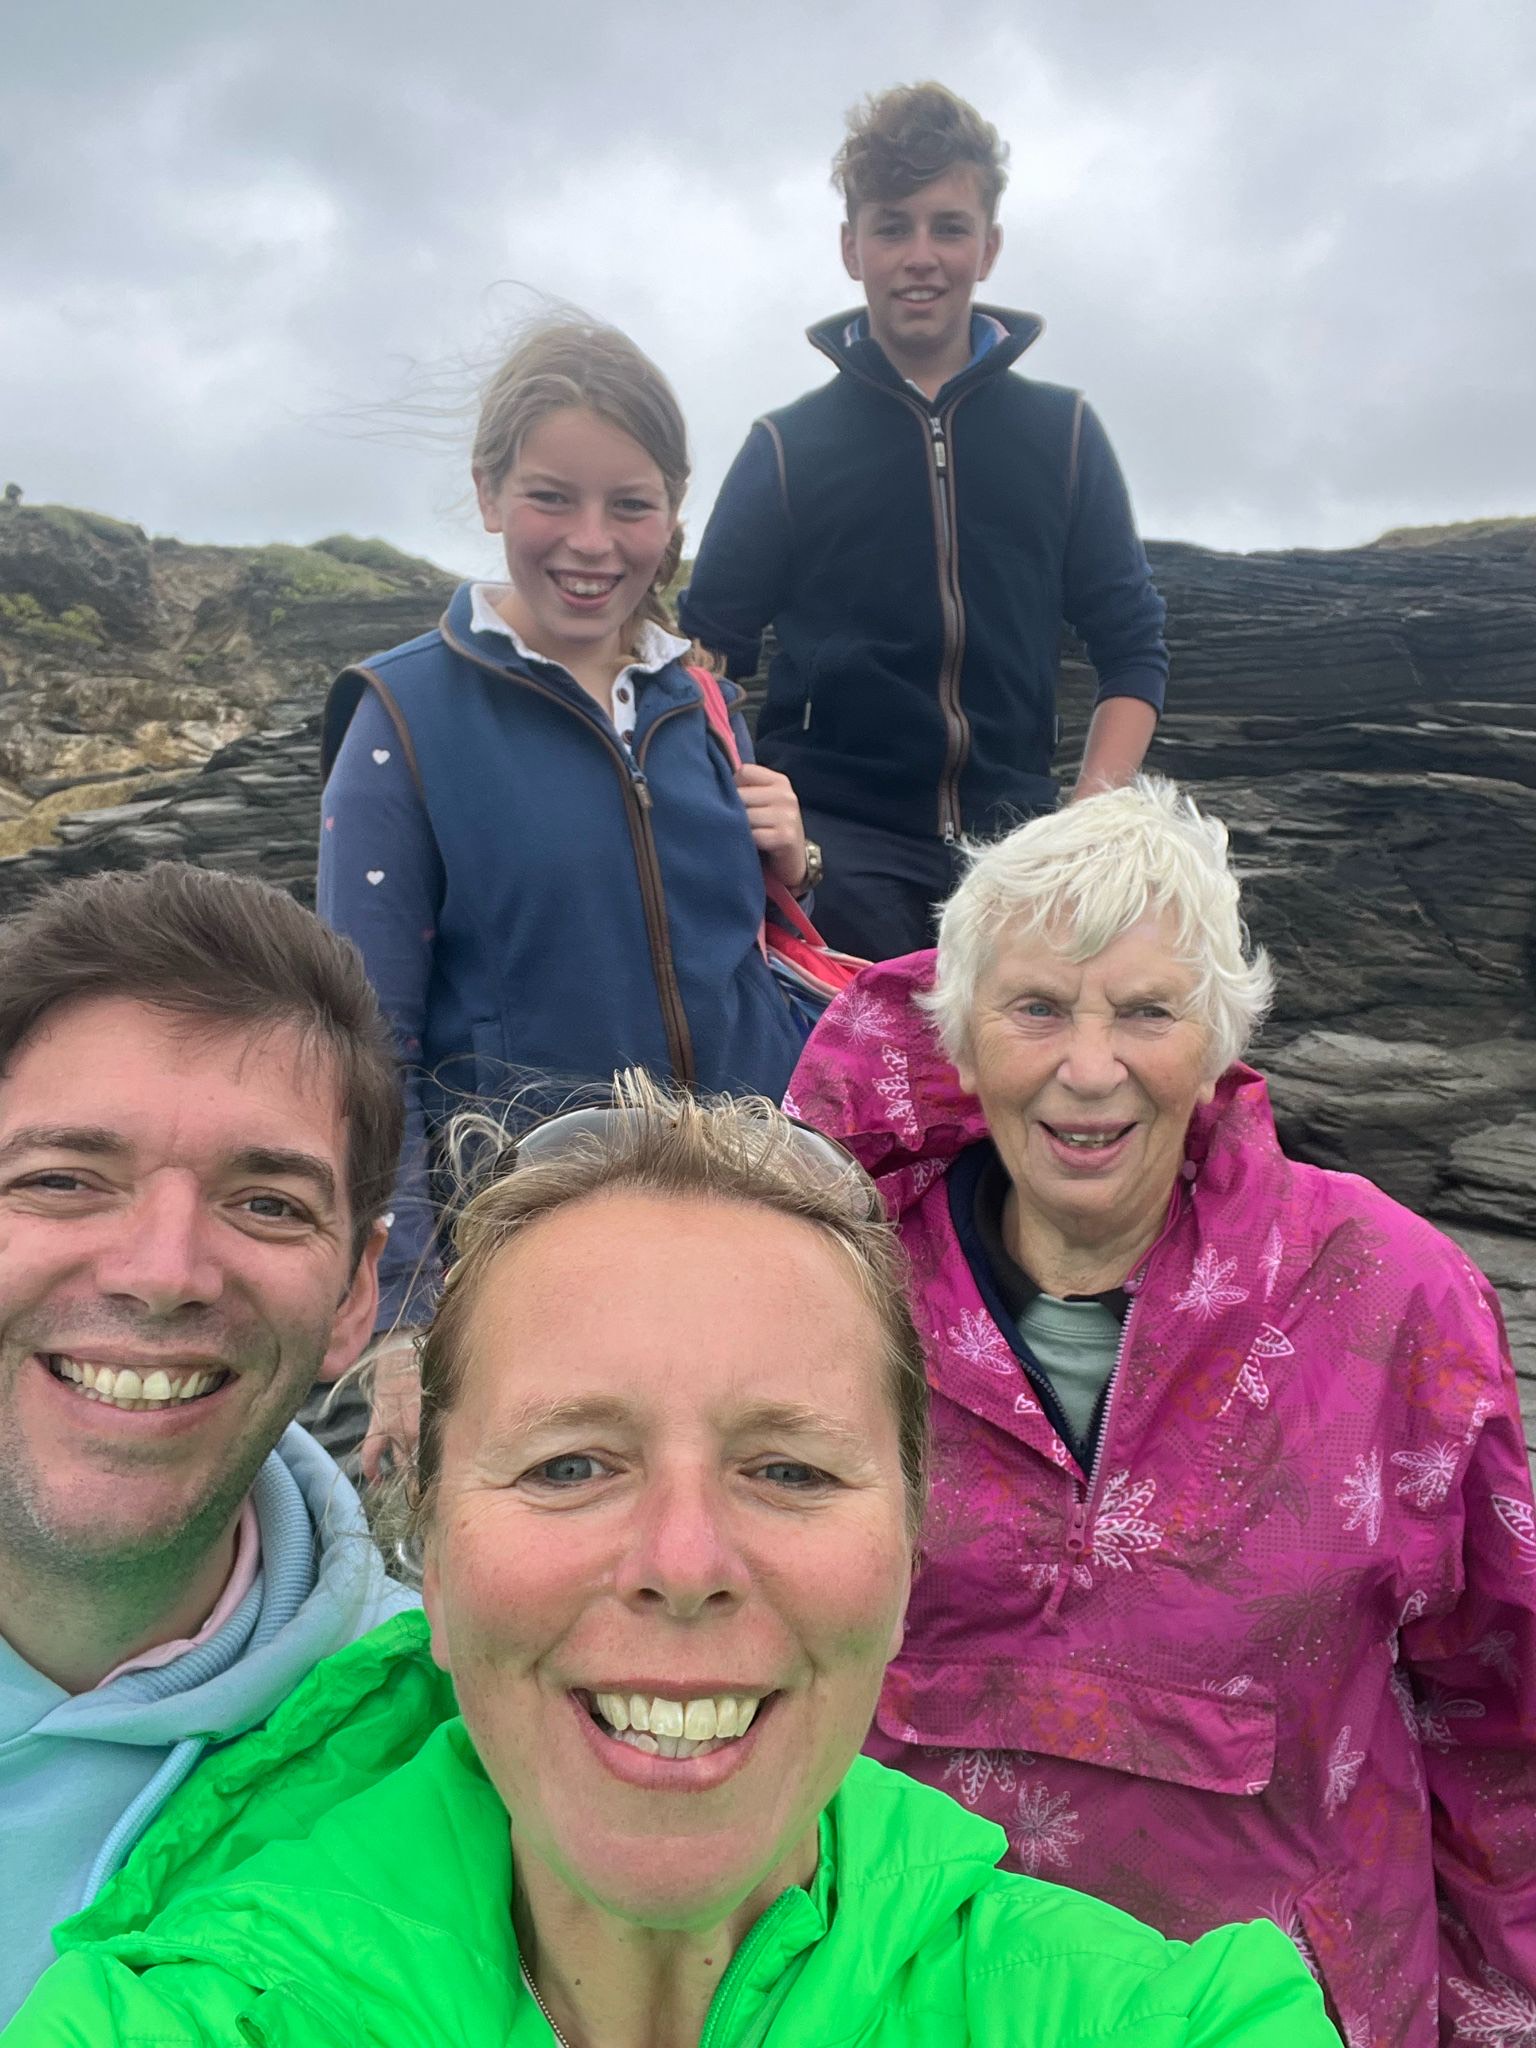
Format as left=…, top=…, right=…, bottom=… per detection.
left=1042, top=1292, right=1139, bottom=1630
left=633, top=705, right=700, bottom=1084
left=798, top=339, right=972, bottom=846
left=1080, top=1293, right=1139, bottom=1506
left=926, top=406, right=969, bottom=843
left=439, top=618, right=698, bottom=1085
left=1013, top=1337, right=1086, bottom=1475
left=1087, top=1180, right=1189, bottom=1507
left=1042, top=1184, right=1189, bottom=1626
left=698, top=1886, right=804, bottom=2048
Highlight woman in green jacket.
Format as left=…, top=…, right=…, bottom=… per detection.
left=8, top=1080, right=1337, bottom=2048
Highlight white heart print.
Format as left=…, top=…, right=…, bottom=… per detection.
left=366, top=870, right=385, bottom=885
left=372, top=748, right=390, bottom=765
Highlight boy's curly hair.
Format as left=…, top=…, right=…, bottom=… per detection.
left=833, top=82, right=1009, bottom=220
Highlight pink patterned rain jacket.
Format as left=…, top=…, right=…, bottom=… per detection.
left=787, top=954, right=1536, bottom=2048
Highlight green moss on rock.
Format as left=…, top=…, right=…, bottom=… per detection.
left=1372, top=516, right=1536, bottom=549
left=246, top=543, right=395, bottom=604
left=0, top=592, right=107, bottom=647
left=312, top=533, right=445, bottom=581
left=31, top=504, right=147, bottom=547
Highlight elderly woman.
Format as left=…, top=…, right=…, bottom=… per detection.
left=785, top=777, right=1536, bottom=2048
left=9, top=1079, right=1328, bottom=2046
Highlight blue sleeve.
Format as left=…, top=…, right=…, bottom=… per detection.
left=717, top=676, right=756, bottom=765
left=1062, top=402, right=1169, bottom=714
left=316, top=689, right=445, bottom=1330
left=678, top=421, right=792, bottom=680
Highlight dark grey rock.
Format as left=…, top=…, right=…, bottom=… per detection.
left=1443, top=1116, right=1536, bottom=1235
left=0, top=504, right=155, bottom=637
left=1, top=518, right=1532, bottom=1470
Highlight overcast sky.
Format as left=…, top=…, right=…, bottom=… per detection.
left=4, top=0, right=1533, bottom=575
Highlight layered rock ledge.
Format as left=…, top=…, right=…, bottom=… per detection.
left=2, top=506, right=1532, bottom=1463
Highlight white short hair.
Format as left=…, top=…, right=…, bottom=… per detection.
left=921, top=777, right=1274, bottom=1076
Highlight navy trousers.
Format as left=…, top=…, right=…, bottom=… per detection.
left=801, top=809, right=970, bottom=964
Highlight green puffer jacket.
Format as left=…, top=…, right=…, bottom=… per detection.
left=7, top=1614, right=1338, bottom=2048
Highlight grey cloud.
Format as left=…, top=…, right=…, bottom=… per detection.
left=1, top=0, right=1532, bottom=562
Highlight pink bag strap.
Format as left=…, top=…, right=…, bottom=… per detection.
left=689, top=665, right=769, bottom=959
left=691, top=667, right=816, bottom=934
left=687, top=667, right=865, bottom=994
left=764, top=872, right=822, bottom=940
left=689, top=664, right=744, bottom=771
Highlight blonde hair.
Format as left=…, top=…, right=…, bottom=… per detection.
left=472, top=317, right=688, bottom=640
left=381, top=1072, right=929, bottom=1572
left=922, top=777, right=1274, bottom=1076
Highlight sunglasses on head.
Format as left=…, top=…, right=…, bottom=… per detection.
left=511, top=1103, right=884, bottom=1222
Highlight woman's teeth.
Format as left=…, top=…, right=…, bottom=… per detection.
left=47, top=1355, right=226, bottom=1409
left=552, top=573, right=617, bottom=598
left=1051, top=1128, right=1129, bottom=1149
left=591, top=1689, right=761, bottom=1759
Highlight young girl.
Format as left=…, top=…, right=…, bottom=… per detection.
left=318, top=318, right=811, bottom=1376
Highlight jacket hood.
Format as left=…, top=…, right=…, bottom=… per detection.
left=806, top=304, right=1044, bottom=390
left=194, top=1424, right=416, bottom=1742
left=55, top=1611, right=453, bottom=1954
left=17, top=1425, right=414, bottom=1750
left=786, top=950, right=1273, bottom=1225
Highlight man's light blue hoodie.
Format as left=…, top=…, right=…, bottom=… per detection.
left=0, top=1424, right=415, bottom=2022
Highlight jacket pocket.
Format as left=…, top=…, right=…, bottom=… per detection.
left=876, top=1654, right=1276, bottom=1794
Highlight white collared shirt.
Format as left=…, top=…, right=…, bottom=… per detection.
left=468, top=582, right=689, bottom=748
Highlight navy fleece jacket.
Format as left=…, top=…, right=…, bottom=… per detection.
left=318, top=585, right=803, bottom=1325
left=680, top=305, right=1167, bottom=840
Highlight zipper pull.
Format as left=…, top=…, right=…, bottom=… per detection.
left=943, top=821, right=957, bottom=847
left=930, top=415, right=947, bottom=470
left=802, top=697, right=812, bottom=731
left=1041, top=1493, right=1089, bottom=1630
left=631, top=768, right=653, bottom=810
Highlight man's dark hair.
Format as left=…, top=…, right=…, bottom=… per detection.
left=0, top=863, right=402, bottom=1263
left=833, top=82, right=1010, bottom=221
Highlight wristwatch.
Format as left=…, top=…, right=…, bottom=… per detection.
left=795, top=841, right=824, bottom=896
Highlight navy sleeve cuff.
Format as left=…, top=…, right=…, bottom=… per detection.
left=1092, top=664, right=1168, bottom=713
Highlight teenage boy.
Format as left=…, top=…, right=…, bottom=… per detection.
left=681, top=83, right=1169, bottom=961
left=0, top=863, right=424, bottom=2020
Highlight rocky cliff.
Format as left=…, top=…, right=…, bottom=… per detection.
left=2, top=501, right=1532, bottom=1459
left=0, top=501, right=454, bottom=856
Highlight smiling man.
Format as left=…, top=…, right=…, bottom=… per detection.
left=0, top=863, right=419, bottom=2021
left=682, top=82, right=1169, bottom=962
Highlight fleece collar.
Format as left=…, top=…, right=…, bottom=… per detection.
left=806, top=302, right=1044, bottom=404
